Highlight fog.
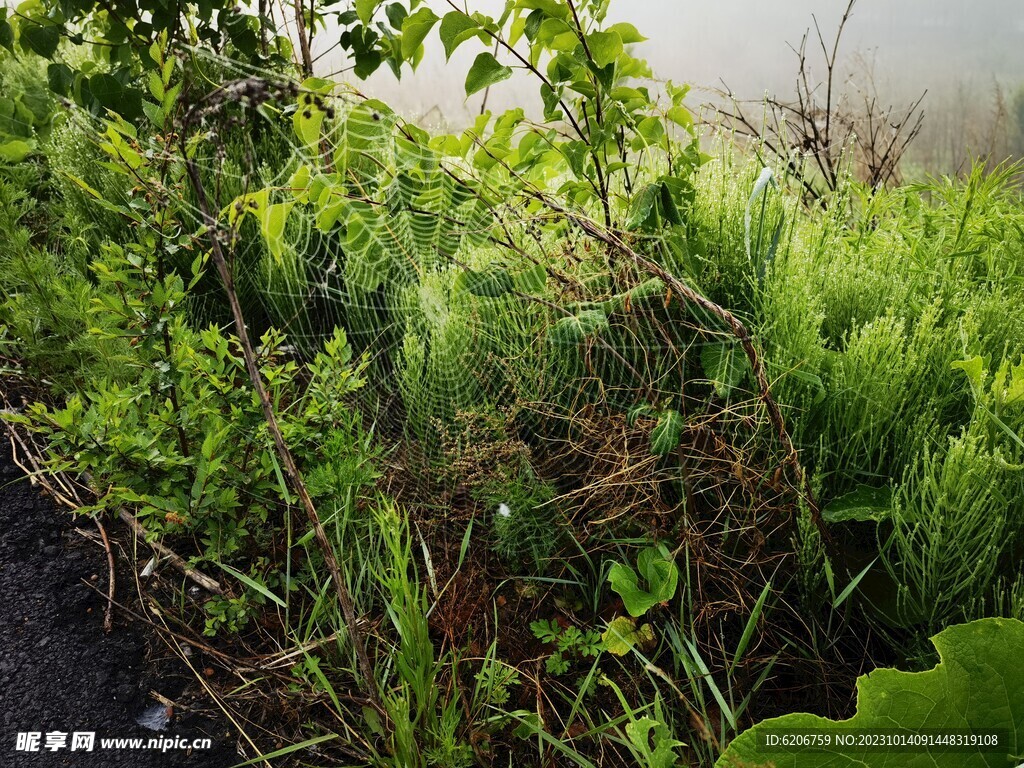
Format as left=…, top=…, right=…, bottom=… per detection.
left=310, top=0, right=1024, bottom=136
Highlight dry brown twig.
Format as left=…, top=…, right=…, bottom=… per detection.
left=118, top=509, right=225, bottom=595
left=94, top=518, right=116, bottom=633
left=714, top=0, right=925, bottom=205
left=179, top=104, right=384, bottom=718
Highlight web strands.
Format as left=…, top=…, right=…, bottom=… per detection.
left=174, top=58, right=763, bottom=486
left=198, top=86, right=539, bottom=452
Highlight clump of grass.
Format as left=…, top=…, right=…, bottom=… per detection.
left=482, top=466, right=560, bottom=568
left=0, top=166, right=129, bottom=390
left=688, top=143, right=1024, bottom=654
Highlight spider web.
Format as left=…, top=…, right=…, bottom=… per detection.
left=92, top=44, right=795, bottom=546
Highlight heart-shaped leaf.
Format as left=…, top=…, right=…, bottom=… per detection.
left=21, top=25, right=59, bottom=59
left=439, top=11, right=481, bottom=59
left=465, top=52, right=512, bottom=97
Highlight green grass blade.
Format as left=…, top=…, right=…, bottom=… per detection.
left=216, top=562, right=287, bottom=609
left=228, top=733, right=338, bottom=767
left=833, top=558, right=877, bottom=610
left=731, top=580, right=771, bottom=672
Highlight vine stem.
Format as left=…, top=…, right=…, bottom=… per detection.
left=180, top=147, right=385, bottom=719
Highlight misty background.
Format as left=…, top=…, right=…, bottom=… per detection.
left=309, top=0, right=1024, bottom=175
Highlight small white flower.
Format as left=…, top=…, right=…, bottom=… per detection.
left=497, top=503, right=512, bottom=518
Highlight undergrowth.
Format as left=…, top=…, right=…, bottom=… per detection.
left=1, top=2, right=1023, bottom=766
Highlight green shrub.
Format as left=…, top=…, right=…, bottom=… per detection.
left=485, top=466, right=560, bottom=568
left=0, top=49, right=55, bottom=161
left=11, top=240, right=366, bottom=563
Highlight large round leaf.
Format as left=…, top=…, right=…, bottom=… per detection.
left=718, top=618, right=1024, bottom=768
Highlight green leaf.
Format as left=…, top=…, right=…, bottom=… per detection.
left=344, top=215, right=390, bottom=291
left=608, top=547, right=678, bottom=617
left=626, top=183, right=659, bottom=230
left=701, top=341, right=750, bottom=398
left=952, top=355, right=985, bottom=394
left=215, top=563, right=287, bottom=608
left=658, top=180, right=682, bottom=226
left=352, top=50, right=382, bottom=79
left=465, top=52, right=512, bottom=97
left=141, top=100, right=164, bottom=129
left=400, top=7, right=439, bottom=61
left=547, top=309, right=609, bottom=346
left=602, top=616, right=655, bottom=656
left=260, top=202, right=294, bottom=262
left=354, top=0, right=380, bottom=24
left=21, top=25, right=59, bottom=58
left=315, top=197, right=346, bottom=231
left=832, top=558, right=876, bottom=610
left=635, top=116, right=665, bottom=146
left=226, top=189, right=293, bottom=262
left=627, top=402, right=655, bottom=427
left=511, top=262, right=547, bottom=292
left=608, top=563, right=658, bottom=617
left=822, top=485, right=894, bottom=523
left=0, top=19, right=15, bottom=53
left=586, top=30, right=622, bottom=68
left=294, top=99, right=325, bottom=149
left=636, top=547, right=678, bottom=601
left=458, top=267, right=514, bottom=298
left=649, top=409, right=683, bottom=456
left=1002, top=358, right=1024, bottom=406
left=21, top=24, right=58, bottom=59
left=292, top=80, right=335, bottom=149
left=0, top=139, right=34, bottom=162
left=625, top=717, right=686, bottom=768
left=732, top=581, right=772, bottom=671
left=615, top=278, right=666, bottom=311
left=439, top=11, right=480, bottom=59
left=45, top=62, right=73, bottom=96
left=530, top=618, right=561, bottom=644
left=785, top=367, right=827, bottom=406
left=301, top=77, right=336, bottom=96
left=717, top=618, right=1024, bottom=768
left=287, top=164, right=311, bottom=200
left=63, top=173, right=103, bottom=200
left=515, top=0, right=570, bottom=19
left=89, top=74, right=124, bottom=109
left=385, top=3, right=407, bottom=30
left=605, top=22, right=647, bottom=44
left=745, top=166, right=777, bottom=260
left=666, top=105, right=693, bottom=129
